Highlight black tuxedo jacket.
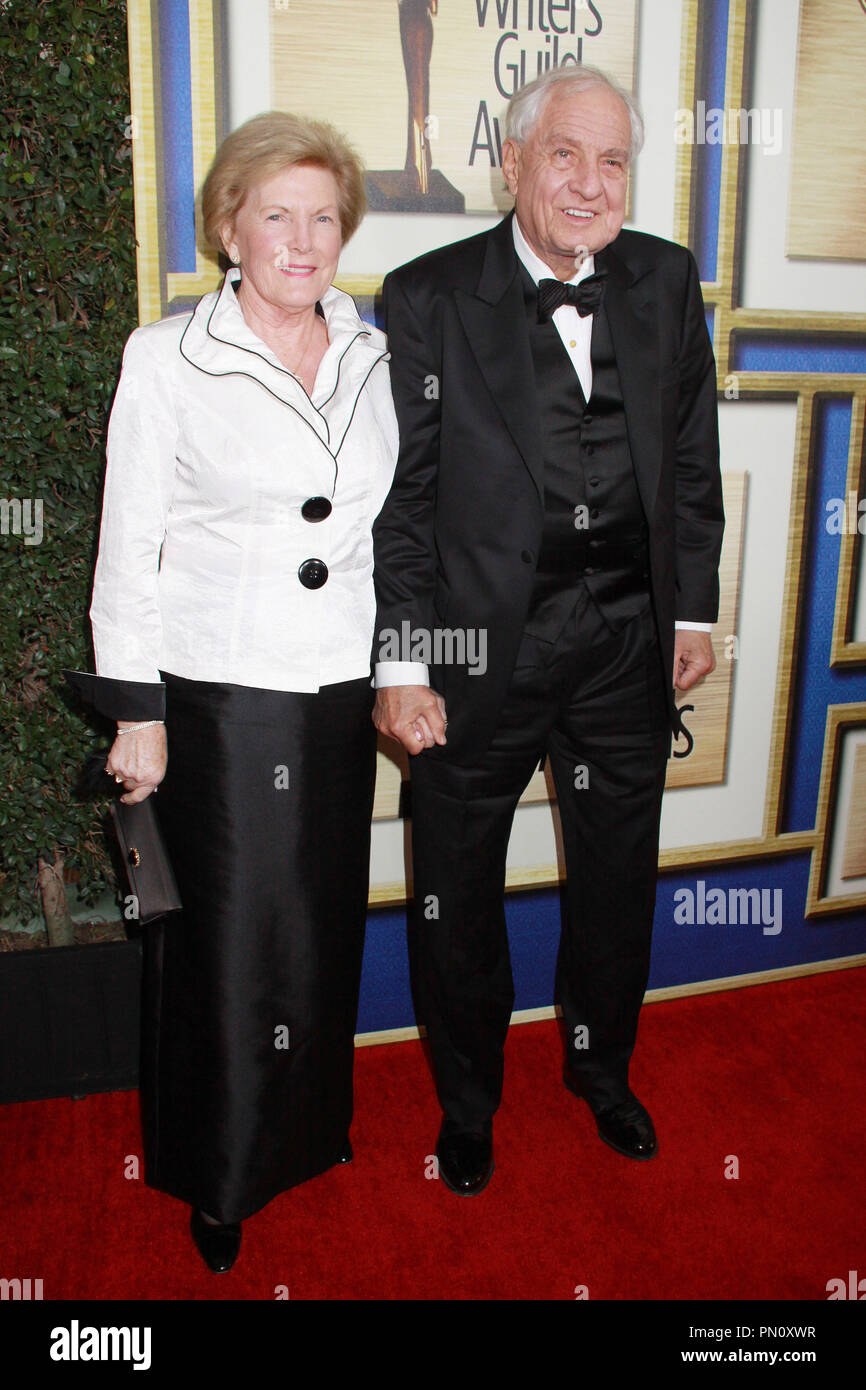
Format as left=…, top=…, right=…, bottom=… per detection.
left=373, top=211, right=724, bottom=762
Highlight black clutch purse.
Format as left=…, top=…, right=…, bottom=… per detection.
left=109, top=795, right=182, bottom=925
left=64, top=671, right=180, bottom=925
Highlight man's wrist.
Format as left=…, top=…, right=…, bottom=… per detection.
left=374, top=661, right=430, bottom=688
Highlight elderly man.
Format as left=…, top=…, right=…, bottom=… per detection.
left=373, top=66, right=723, bottom=1195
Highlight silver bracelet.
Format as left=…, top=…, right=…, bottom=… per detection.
left=116, top=720, right=164, bottom=735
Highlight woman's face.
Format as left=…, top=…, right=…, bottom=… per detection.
left=222, top=163, right=343, bottom=316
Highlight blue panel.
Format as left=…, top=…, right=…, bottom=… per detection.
left=357, top=906, right=417, bottom=1035
left=782, top=398, right=866, bottom=832
left=705, top=307, right=714, bottom=342
left=158, top=0, right=197, bottom=274
left=733, top=336, right=866, bottom=375
left=357, top=855, right=866, bottom=1034
left=692, top=0, right=729, bottom=281
left=651, top=857, right=866, bottom=988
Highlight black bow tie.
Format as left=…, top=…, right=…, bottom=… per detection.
left=537, top=272, right=607, bottom=323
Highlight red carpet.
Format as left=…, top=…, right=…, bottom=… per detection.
left=2, top=968, right=864, bottom=1301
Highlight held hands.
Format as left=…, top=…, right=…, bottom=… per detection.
left=105, top=723, right=168, bottom=804
left=673, top=630, right=715, bottom=692
left=372, top=637, right=712, bottom=751
left=373, top=685, right=448, bottom=755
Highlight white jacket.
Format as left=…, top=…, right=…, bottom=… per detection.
left=90, top=269, right=398, bottom=692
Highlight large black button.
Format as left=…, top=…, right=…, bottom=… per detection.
left=588, top=477, right=600, bottom=487
left=584, top=444, right=595, bottom=456
left=521, top=549, right=533, bottom=564
left=590, top=508, right=599, bottom=520
left=301, top=496, right=332, bottom=522
left=298, top=558, right=328, bottom=589
left=583, top=413, right=593, bottom=425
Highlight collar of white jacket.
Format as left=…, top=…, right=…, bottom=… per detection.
left=178, top=264, right=389, bottom=425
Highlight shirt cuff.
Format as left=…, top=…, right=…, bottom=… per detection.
left=374, top=661, right=430, bottom=687
left=675, top=621, right=713, bottom=633
left=63, top=671, right=166, bottom=721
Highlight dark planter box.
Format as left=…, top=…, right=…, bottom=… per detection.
left=0, top=939, right=141, bottom=1104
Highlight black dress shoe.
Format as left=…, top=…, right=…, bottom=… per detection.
left=436, top=1130, right=494, bottom=1196
left=336, top=1137, right=353, bottom=1163
left=594, top=1097, right=658, bottom=1161
left=190, top=1208, right=242, bottom=1273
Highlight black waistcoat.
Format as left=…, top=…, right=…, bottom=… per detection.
left=520, top=264, right=650, bottom=641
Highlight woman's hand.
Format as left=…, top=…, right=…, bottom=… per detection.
left=105, top=723, right=168, bottom=804
left=373, top=685, right=447, bottom=754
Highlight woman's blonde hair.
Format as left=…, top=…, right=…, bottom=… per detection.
left=201, top=111, right=367, bottom=251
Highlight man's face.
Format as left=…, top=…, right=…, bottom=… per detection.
left=503, top=84, right=632, bottom=279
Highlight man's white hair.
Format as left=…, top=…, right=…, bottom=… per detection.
left=505, top=64, right=644, bottom=162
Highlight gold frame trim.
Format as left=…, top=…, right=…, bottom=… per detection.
left=127, top=0, right=163, bottom=325
left=128, top=0, right=223, bottom=320
left=805, top=702, right=866, bottom=917
left=164, top=0, right=223, bottom=304
left=830, top=395, right=866, bottom=667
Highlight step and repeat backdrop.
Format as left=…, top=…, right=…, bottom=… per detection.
left=124, top=0, right=865, bottom=1027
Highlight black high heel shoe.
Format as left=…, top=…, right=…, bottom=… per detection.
left=190, top=1208, right=242, bottom=1273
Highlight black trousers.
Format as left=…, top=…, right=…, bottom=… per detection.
left=409, top=588, right=670, bottom=1133
left=144, top=673, right=376, bottom=1224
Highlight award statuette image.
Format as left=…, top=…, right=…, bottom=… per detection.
left=366, top=0, right=465, bottom=213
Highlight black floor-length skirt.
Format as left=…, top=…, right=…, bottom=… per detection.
left=142, top=672, right=376, bottom=1225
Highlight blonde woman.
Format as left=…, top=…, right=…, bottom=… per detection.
left=88, top=113, right=397, bottom=1270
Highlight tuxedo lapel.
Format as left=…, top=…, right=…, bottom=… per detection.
left=596, top=241, right=662, bottom=517
left=454, top=215, right=544, bottom=501
left=451, top=219, right=663, bottom=512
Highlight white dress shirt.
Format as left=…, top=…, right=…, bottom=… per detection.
left=91, top=269, right=399, bottom=693
left=512, top=217, right=710, bottom=636
left=375, top=219, right=709, bottom=689
left=512, top=213, right=597, bottom=401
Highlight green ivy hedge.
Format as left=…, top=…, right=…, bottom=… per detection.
left=0, top=0, right=137, bottom=926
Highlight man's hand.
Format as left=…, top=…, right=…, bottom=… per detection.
left=105, top=723, right=168, bottom=803
left=373, top=685, right=447, bottom=755
left=673, top=630, right=715, bottom=692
